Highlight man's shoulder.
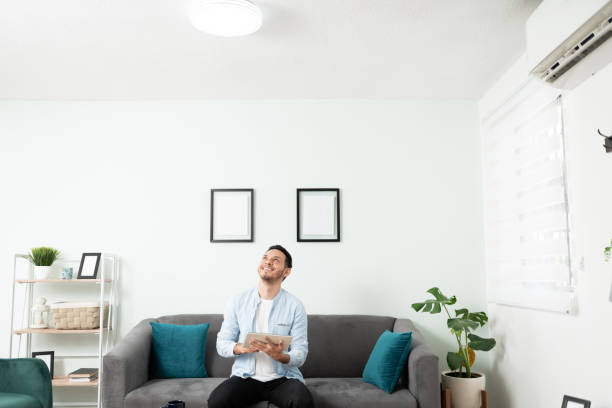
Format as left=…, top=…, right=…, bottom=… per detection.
left=229, top=288, right=257, bottom=304
left=280, top=289, right=305, bottom=309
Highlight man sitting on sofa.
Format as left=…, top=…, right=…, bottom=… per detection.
left=208, top=245, right=314, bottom=408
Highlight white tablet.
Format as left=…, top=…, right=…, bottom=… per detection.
left=244, top=332, right=292, bottom=352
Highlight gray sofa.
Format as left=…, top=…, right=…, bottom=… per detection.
left=102, top=314, right=440, bottom=408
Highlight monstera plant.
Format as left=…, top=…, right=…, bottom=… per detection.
left=411, top=287, right=496, bottom=378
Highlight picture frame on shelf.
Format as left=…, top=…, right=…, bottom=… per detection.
left=32, top=351, right=54, bottom=378
left=562, top=395, right=591, bottom=408
left=297, top=188, right=340, bottom=242
left=210, top=189, right=254, bottom=243
left=77, top=253, right=101, bottom=279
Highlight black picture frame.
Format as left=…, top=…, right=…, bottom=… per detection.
left=32, top=351, right=54, bottom=378
left=77, top=253, right=101, bottom=279
left=562, top=395, right=591, bottom=408
left=210, top=189, right=254, bottom=243
left=297, top=188, right=340, bottom=242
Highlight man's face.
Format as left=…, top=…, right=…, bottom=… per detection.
left=258, top=249, right=288, bottom=282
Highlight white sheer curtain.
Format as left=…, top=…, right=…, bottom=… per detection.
left=482, top=80, right=574, bottom=313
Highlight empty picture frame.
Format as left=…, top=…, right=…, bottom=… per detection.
left=210, top=189, right=254, bottom=242
left=297, top=188, right=340, bottom=242
left=32, top=351, right=54, bottom=378
left=77, top=253, right=101, bottom=279
left=562, top=395, right=591, bottom=408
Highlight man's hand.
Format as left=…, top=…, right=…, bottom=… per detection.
left=251, top=336, right=290, bottom=364
left=233, top=343, right=258, bottom=355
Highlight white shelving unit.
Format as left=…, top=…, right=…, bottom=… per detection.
left=9, top=253, right=119, bottom=408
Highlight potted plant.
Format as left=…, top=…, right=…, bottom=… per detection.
left=27, top=247, right=61, bottom=279
left=412, top=287, right=495, bottom=408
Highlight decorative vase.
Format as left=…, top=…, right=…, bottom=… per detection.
left=441, top=371, right=486, bottom=408
left=61, top=267, right=74, bottom=280
left=34, top=265, right=51, bottom=280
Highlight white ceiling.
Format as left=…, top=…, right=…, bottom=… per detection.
left=0, top=0, right=542, bottom=100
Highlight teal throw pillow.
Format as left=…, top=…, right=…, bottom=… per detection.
left=361, top=330, right=412, bottom=393
left=149, top=322, right=210, bottom=379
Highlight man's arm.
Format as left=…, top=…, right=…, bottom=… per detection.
left=216, top=295, right=240, bottom=358
left=286, top=301, right=308, bottom=367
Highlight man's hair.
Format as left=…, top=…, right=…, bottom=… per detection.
left=267, top=244, right=292, bottom=268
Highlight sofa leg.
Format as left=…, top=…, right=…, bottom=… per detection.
left=440, top=387, right=489, bottom=408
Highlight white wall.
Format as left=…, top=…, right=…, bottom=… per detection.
left=0, top=100, right=488, bottom=402
left=480, top=59, right=612, bottom=407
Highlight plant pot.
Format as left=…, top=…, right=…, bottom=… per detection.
left=441, top=371, right=486, bottom=408
left=34, top=266, right=51, bottom=280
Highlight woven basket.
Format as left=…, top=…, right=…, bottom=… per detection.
left=50, top=301, right=109, bottom=330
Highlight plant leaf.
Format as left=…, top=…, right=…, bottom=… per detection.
left=446, top=352, right=463, bottom=371
left=468, top=334, right=496, bottom=351
left=411, top=289, right=455, bottom=315
left=467, top=312, right=488, bottom=327
left=28, top=246, right=61, bottom=266
left=411, top=302, right=426, bottom=312
left=419, top=299, right=443, bottom=314
left=427, top=287, right=448, bottom=302
left=447, top=318, right=479, bottom=332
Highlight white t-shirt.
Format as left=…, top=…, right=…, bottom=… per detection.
left=251, top=299, right=281, bottom=382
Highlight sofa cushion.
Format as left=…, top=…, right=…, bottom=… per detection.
left=150, top=322, right=210, bottom=379
left=123, top=378, right=417, bottom=408
left=0, top=392, right=42, bottom=408
left=301, top=315, right=396, bottom=378
left=306, top=378, right=417, bottom=408
left=124, top=378, right=268, bottom=408
left=156, top=314, right=232, bottom=378
left=362, top=330, right=412, bottom=393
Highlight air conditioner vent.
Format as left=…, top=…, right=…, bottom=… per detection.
left=527, top=0, right=612, bottom=89
left=539, top=14, right=612, bottom=83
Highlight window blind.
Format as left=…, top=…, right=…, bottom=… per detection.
left=482, top=80, right=573, bottom=313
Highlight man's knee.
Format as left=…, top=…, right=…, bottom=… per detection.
left=278, top=395, right=313, bottom=408
left=207, top=388, right=226, bottom=408
left=276, top=382, right=314, bottom=408
left=208, top=377, right=255, bottom=408
left=207, top=379, right=237, bottom=408
left=290, top=393, right=314, bottom=408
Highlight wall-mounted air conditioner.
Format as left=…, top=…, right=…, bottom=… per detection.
left=526, top=0, right=612, bottom=89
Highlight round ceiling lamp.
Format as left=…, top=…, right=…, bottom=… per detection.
left=189, top=0, right=263, bottom=37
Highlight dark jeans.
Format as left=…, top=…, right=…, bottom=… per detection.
left=208, top=376, right=314, bottom=408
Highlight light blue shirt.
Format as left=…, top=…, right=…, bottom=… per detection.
left=216, top=288, right=309, bottom=383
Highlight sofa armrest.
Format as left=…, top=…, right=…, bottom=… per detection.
left=103, top=318, right=155, bottom=408
left=394, top=318, right=440, bottom=408
left=0, top=358, right=53, bottom=408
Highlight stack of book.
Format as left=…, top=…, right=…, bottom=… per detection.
left=68, top=368, right=98, bottom=383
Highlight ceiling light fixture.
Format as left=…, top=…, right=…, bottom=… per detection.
left=189, top=0, right=263, bottom=37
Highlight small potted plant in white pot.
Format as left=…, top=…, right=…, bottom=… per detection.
left=27, top=247, right=61, bottom=279
left=412, top=287, right=496, bottom=408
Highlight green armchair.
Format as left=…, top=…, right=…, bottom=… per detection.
left=0, top=358, right=52, bottom=408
